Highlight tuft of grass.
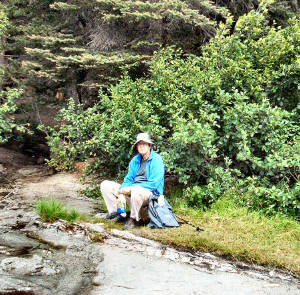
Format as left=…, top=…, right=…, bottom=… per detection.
left=35, top=198, right=85, bottom=223
left=135, top=195, right=300, bottom=275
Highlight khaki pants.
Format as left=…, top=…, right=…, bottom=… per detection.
left=100, top=180, right=152, bottom=222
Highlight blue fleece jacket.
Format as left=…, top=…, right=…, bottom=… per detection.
left=119, top=150, right=165, bottom=195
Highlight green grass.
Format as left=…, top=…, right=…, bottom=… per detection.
left=37, top=192, right=299, bottom=275
left=97, top=185, right=300, bottom=274
left=35, top=198, right=87, bottom=223
left=135, top=195, right=300, bottom=275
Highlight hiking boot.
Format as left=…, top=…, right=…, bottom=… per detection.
left=106, top=212, right=118, bottom=220
left=123, top=218, right=137, bottom=230
left=112, top=214, right=128, bottom=223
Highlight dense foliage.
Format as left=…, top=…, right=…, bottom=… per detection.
left=0, top=88, right=25, bottom=144
left=3, top=0, right=229, bottom=105
left=47, top=6, right=299, bottom=218
left=0, top=5, right=25, bottom=143
left=2, top=0, right=298, bottom=104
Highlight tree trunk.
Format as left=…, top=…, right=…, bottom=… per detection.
left=0, top=1, right=7, bottom=93
left=66, top=81, right=80, bottom=106
left=0, top=38, right=4, bottom=68
left=161, top=16, right=168, bottom=48
left=0, top=36, right=5, bottom=90
left=65, top=70, right=80, bottom=109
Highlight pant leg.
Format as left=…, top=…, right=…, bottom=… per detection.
left=100, top=180, right=121, bottom=213
left=130, top=186, right=152, bottom=221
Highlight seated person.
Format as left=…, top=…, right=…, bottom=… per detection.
left=100, top=133, right=165, bottom=229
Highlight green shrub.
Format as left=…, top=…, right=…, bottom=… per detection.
left=184, top=178, right=299, bottom=218
left=236, top=178, right=300, bottom=217
left=0, top=89, right=24, bottom=144
left=46, top=5, right=299, bottom=218
left=79, top=184, right=102, bottom=200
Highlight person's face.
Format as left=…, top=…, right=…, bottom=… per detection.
left=137, top=141, right=151, bottom=157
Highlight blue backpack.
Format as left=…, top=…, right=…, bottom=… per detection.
left=148, top=194, right=180, bottom=229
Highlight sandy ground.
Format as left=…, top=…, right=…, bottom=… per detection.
left=16, top=172, right=100, bottom=214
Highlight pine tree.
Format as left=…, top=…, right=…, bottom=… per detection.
left=5, top=0, right=229, bottom=104
left=217, top=0, right=298, bottom=26
left=4, top=0, right=299, bottom=105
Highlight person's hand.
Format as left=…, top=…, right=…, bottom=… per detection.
left=119, top=187, right=132, bottom=195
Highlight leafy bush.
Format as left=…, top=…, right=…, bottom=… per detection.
left=0, top=7, right=28, bottom=144
left=235, top=177, right=299, bottom=217
left=0, top=89, right=24, bottom=144
left=46, top=5, right=299, bottom=217
left=184, top=177, right=299, bottom=218
left=79, top=184, right=103, bottom=200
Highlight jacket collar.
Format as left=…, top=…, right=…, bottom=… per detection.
left=137, top=149, right=155, bottom=162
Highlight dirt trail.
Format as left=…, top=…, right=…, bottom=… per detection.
left=0, top=147, right=299, bottom=295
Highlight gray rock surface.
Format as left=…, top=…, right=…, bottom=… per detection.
left=88, top=244, right=299, bottom=295
left=0, top=229, right=102, bottom=295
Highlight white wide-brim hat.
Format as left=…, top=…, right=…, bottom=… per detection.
left=134, top=133, right=157, bottom=150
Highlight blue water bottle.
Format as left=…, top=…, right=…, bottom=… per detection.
left=117, top=194, right=127, bottom=217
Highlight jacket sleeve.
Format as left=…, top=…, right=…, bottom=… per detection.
left=132, top=154, right=164, bottom=192
left=119, top=158, right=136, bottom=189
